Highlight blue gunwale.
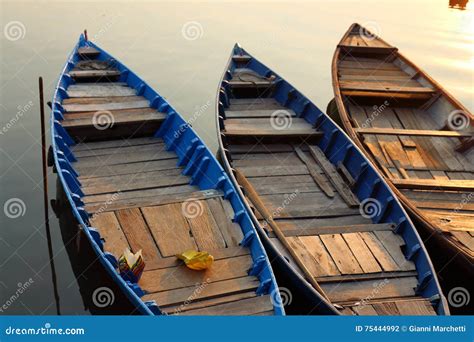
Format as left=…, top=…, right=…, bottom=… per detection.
left=215, top=43, right=449, bottom=315
left=50, top=35, right=284, bottom=316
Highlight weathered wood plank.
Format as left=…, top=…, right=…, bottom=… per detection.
left=165, top=291, right=258, bottom=315
left=294, top=146, right=335, bottom=197
left=317, top=270, right=418, bottom=283
left=63, top=98, right=149, bottom=112
left=89, top=212, right=129, bottom=257
left=207, top=198, right=243, bottom=247
left=269, top=223, right=394, bottom=237
left=115, top=208, right=162, bottom=267
left=286, top=237, right=326, bottom=278
left=176, top=294, right=273, bottom=316
left=81, top=172, right=190, bottom=196
left=392, top=178, right=474, bottom=191
left=78, top=159, right=179, bottom=179
left=85, top=189, right=223, bottom=214
left=342, top=233, right=382, bottom=273
left=139, top=255, right=252, bottom=293
left=67, top=85, right=136, bottom=98
left=356, top=127, right=472, bottom=138
left=71, top=136, right=160, bottom=151
left=141, top=203, right=197, bottom=257
left=308, top=145, right=360, bottom=207
left=75, top=148, right=176, bottom=168
left=62, top=110, right=165, bottom=128
left=186, top=200, right=226, bottom=251
left=73, top=140, right=165, bottom=158
left=360, top=232, right=400, bottom=272
left=322, top=277, right=418, bottom=303
left=341, top=83, right=433, bottom=93
left=145, top=246, right=249, bottom=271
left=77, top=46, right=100, bottom=57
left=299, top=235, right=340, bottom=276
left=69, top=69, right=120, bottom=78
left=226, top=109, right=296, bottom=118
left=373, top=231, right=416, bottom=271
left=320, top=234, right=363, bottom=274
left=142, top=276, right=259, bottom=308
left=395, top=300, right=436, bottom=315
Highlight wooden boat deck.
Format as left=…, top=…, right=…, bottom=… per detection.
left=61, top=51, right=274, bottom=315
left=348, top=104, right=474, bottom=256
left=220, top=55, right=438, bottom=315
left=333, top=24, right=474, bottom=261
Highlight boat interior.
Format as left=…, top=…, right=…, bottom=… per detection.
left=217, top=44, right=447, bottom=315
left=333, top=23, right=474, bottom=261
left=53, top=40, right=279, bottom=316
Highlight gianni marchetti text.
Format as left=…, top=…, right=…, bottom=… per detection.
left=408, top=325, right=466, bottom=333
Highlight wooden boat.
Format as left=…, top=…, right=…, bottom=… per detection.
left=216, top=44, right=449, bottom=315
left=331, top=23, right=474, bottom=291
left=50, top=33, right=283, bottom=316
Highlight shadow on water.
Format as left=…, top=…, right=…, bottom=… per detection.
left=414, top=223, right=474, bottom=315
left=53, top=179, right=140, bottom=315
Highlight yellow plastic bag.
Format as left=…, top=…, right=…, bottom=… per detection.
left=176, top=250, right=214, bottom=271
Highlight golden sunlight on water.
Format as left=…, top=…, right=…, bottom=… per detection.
left=0, top=0, right=473, bottom=315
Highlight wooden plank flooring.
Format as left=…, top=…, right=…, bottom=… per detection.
left=73, top=135, right=272, bottom=314
left=61, top=51, right=273, bottom=315
left=347, top=102, right=474, bottom=256
left=219, top=61, right=438, bottom=315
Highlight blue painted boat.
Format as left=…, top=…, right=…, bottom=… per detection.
left=50, top=33, right=283, bottom=316
left=216, top=44, right=449, bottom=315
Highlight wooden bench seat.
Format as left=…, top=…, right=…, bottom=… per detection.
left=67, top=84, right=137, bottom=98
left=356, top=127, right=472, bottom=138
left=224, top=118, right=322, bottom=138
left=232, top=55, right=251, bottom=63
left=68, top=69, right=121, bottom=79
left=77, top=46, right=100, bottom=58
left=62, top=95, right=150, bottom=112
left=392, top=178, right=474, bottom=191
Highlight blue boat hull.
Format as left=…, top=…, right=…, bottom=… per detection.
left=50, top=35, right=284, bottom=315
left=215, top=44, right=449, bottom=315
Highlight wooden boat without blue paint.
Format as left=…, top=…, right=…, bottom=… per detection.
left=331, top=24, right=473, bottom=305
